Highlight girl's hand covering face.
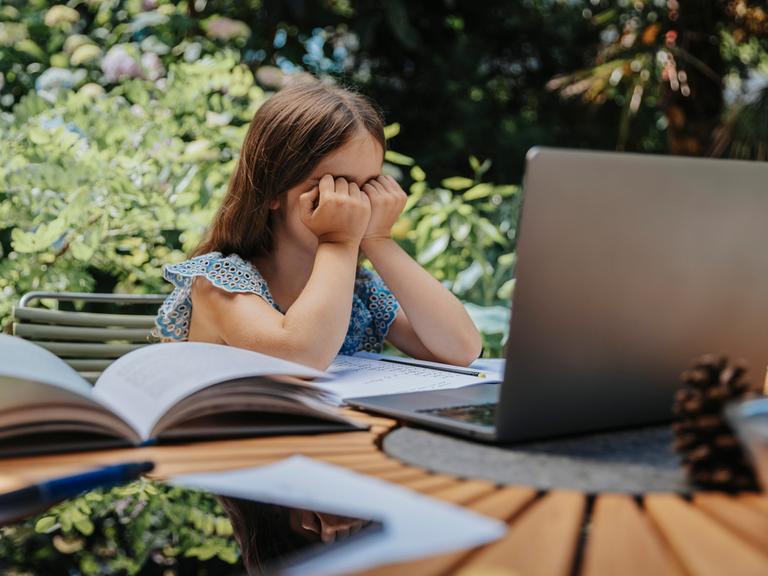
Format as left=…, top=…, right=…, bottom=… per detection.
left=361, top=175, right=407, bottom=241
left=299, top=174, right=371, bottom=245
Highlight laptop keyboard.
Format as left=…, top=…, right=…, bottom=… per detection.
left=417, top=402, right=497, bottom=427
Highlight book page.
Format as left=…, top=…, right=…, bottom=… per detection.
left=313, top=354, right=500, bottom=401
left=92, top=342, right=324, bottom=439
left=0, top=334, right=98, bottom=414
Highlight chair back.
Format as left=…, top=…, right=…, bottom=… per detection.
left=12, top=292, right=166, bottom=383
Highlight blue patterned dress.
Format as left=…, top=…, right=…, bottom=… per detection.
left=154, top=252, right=400, bottom=355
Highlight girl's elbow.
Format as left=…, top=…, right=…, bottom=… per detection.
left=455, top=330, right=483, bottom=367
left=434, top=333, right=482, bottom=367
left=281, top=344, right=335, bottom=371
left=447, top=312, right=483, bottom=367
left=303, top=353, right=335, bottom=372
left=299, top=359, right=330, bottom=371
left=276, top=325, right=339, bottom=371
left=453, top=344, right=482, bottom=367
left=228, top=334, right=334, bottom=372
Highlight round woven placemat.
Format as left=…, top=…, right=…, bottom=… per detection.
left=383, top=424, right=691, bottom=494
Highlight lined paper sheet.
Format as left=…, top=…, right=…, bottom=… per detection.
left=313, top=353, right=501, bottom=402
left=356, top=351, right=506, bottom=381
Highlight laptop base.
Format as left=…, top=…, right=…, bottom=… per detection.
left=348, top=383, right=500, bottom=443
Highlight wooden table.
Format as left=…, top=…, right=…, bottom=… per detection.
left=3, top=410, right=768, bottom=576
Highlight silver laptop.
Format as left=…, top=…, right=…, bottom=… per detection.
left=349, top=148, right=768, bottom=443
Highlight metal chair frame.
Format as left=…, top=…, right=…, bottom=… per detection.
left=12, top=292, right=166, bottom=383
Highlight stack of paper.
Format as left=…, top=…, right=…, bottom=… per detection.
left=314, top=352, right=505, bottom=404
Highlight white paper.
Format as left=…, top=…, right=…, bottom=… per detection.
left=359, top=352, right=506, bottom=381
left=0, top=334, right=103, bottom=416
left=312, top=353, right=501, bottom=402
left=469, top=357, right=506, bottom=378
left=0, top=334, right=94, bottom=398
left=92, top=342, right=324, bottom=439
left=172, top=456, right=505, bottom=575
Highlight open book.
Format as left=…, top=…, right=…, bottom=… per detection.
left=0, top=335, right=365, bottom=458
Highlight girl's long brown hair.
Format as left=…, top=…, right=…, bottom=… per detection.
left=193, top=80, right=385, bottom=259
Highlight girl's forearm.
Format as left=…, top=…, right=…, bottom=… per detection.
left=361, top=238, right=482, bottom=364
left=281, top=241, right=359, bottom=368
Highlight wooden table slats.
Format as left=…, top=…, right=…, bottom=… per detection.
left=453, top=491, right=586, bottom=576
left=467, top=485, right=538, bottom=520
left=737, top=493, right=768, bottom=516
left=425, top=479, right=498, bottom=504
left=693, top=493, right=768, bottom=552
left=399, top=473, right=462, bottom=493
left=3, top=410, right=768, bottom=575
left=360, top=485, right=538, bottom=576
left=372, top=466, right=432, bottom=483
left=580, top=494, right=685, bottom=576
left=0, top=430, right=381, bottom=485
left=646, top=494, right=768, bottom=576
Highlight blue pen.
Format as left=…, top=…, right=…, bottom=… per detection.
left=0, top=461, right=154, bottom=525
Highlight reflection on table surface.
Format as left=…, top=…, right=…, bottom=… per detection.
left=0, top=479, right=380, bottom=575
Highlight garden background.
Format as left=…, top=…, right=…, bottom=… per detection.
left=2, top=1, right=768, bottom=355
left=1, top=2, right=767, bottom=570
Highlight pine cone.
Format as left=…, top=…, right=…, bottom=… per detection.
left=673, top=354, right=758, bottom=492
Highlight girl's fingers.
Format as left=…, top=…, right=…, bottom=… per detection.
left=334, top=177, right=350, bottom=196
left=373, top=176, right=391, bottom=194
left=319, top=174, right=335, bottom=203
left=368, top=178, right=388, bottom=195
left=299, top=186, right=319, bottom=219
left=362, top=182, right=378, bottom=197
left=349, top=181, right=362, bottom=198
left=383, top=174, right=401, bottom=193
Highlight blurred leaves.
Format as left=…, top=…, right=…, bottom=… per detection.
left=383, top=149, right=414, bottom=166
left=0, top=51, right=262, bottom=322
left=547, top=1, right=768, bottom=157
left=712, top=84, right=768, bottom=160
left=384, top=148, right=520, bottom=353
left=1, top=480, right=241, bottom=575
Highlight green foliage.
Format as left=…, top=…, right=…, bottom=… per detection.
left=0, top=0, right=253, bottom=108
left=384, top=149, right=518, bottom=353
left=224, top=0, right=614, bottom=182
left=0, top=50, right=263, bottom=322
left=0, top=51, right=518, bottom=355
left=3, top=1, right=768, bottom=177
left=0, top=480, right=241, bottom=574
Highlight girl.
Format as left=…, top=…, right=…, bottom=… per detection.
left=155, top=80, right=481, bottom=370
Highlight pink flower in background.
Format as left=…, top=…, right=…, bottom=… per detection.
left=102, top=45, right=143, bottom=83
left=141, top=52, right=165, bottom=81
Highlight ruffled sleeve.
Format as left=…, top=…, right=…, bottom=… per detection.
left=154, top=252, right=275, bottom=340
left=354, top=268, right=400, bottom=352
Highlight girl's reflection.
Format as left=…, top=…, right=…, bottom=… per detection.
left=218, top=496, right=367, bottom=575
